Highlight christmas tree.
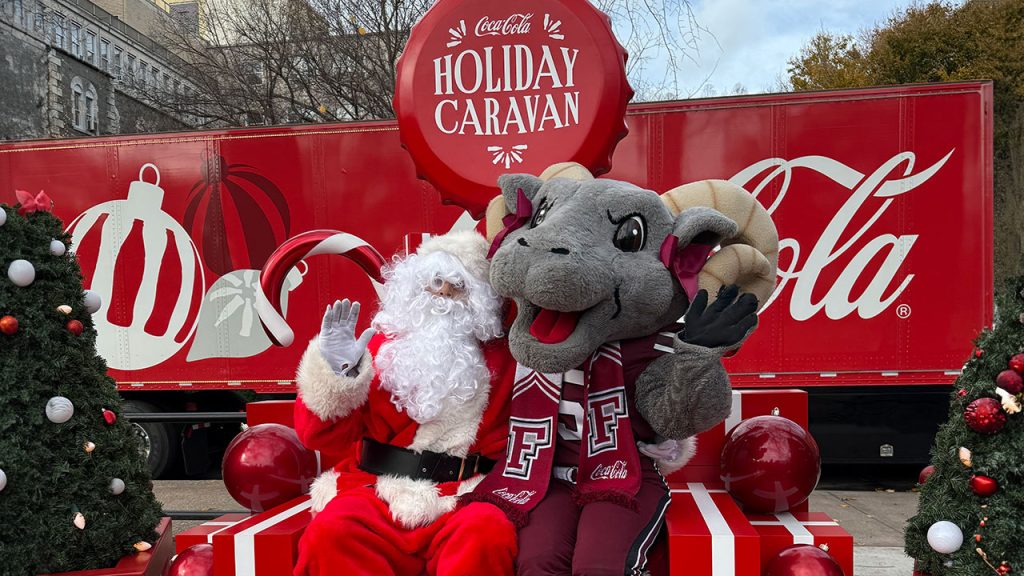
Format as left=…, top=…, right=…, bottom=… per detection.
left=0, top=197, right=162, bottom=573
left=905, top=278, right=1024, bottom=576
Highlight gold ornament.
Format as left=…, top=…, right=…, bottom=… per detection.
left=133, top=541, right=152, bottom=552
left=995, top=387, right=1022, bottom=414
left=959, top=447, right=973, bottom=467
left=83, top=441, right=96, bottom=453
left=73, top=512, right=86, bottom=529
left=57, top=305, right=72, bottom=314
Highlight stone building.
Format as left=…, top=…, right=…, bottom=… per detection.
left=0, top=0, right=200, bottom=140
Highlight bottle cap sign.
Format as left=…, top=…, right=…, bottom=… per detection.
left=395, top=0, right=633, bottom=217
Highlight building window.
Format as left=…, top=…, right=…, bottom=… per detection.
left=13, top=0, right=24, bottom=25
left=113, top=46, right=123, bottom=77
left=100, top=39, right=109, bottom=71
left=33, top=1, right=43, bottom=32
left=139, top=61, right=148, bottom=86
left=52, top=13, right=66, bottom=49
left=127, top=54, right=136, bottom=83
left=69, top=21, right=80, bottom=56
left=70, top=78, right=83, bottom=129
left=174, top=79, right=181, bottom=95
left=151, top=67, right=159, bottom=89
left=85, top=30, right=96, bottom=63
left=243, top=62, right=264, bottom=86
left=85, top=92, right=97, bottom=133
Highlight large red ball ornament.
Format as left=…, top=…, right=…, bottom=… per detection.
left=765, top=544, right=845, bottom=576
left=165, top=543, right=214, bottom=576
left=222, top=423, right=318, bottom=512
left=1010, top=354, right=1024, bottom=374
left=918, top=465, right=936, bottom=485
left=970, top=475, right=999, bottom=497
left=0, top=315, right=18, bottom=335
left=996, top=370, right=1023, bottom=394
left=964, top=398, right=1007, bottom=435
left=720, top=416, right=821, bottom=513
left=66, top=319, right=84, bottom=336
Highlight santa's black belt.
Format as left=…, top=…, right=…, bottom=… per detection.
left=358, top=437, right=495, bottom=483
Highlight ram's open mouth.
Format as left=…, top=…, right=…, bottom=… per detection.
left=529, top=307, right=582, bottom=344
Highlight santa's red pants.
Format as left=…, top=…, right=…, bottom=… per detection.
left=294, top=486, right=517, bottom=576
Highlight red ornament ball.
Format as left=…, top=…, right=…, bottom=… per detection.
left=970, top=475, right=999, bottom=497
left=0, top=315, right=18, bottom=335
left=975, top=349, right=985, bottom=358
left=998, top=563, right=1012, bottom=575
left=165, top=543, right=214, bottom=576
left=721, top=415, right=821, bottom=513
left=765, top=544, right=845, bottom=576
left=1010, top=354, right=1024, bottom=374
left=996, top=370, right=1024, bottom=394
left=964, top=398, right=1007, bottom=435
left=102, top=408, right=117, bottom=425
left=66, top=319, right=84, bottom=336
left=222, top=423, right=318, bottom=512
left=918, top=465, right=936, bottom=485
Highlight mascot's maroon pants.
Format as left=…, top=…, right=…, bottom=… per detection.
left=516, top=462, right=670, bottom=576
left=294, top=486, right=517, bottom=576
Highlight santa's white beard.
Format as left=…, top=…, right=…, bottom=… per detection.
left=372, top=251, right=503, bottom=424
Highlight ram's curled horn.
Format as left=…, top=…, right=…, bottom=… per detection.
left=661, top=180, right=779, bottom=310
left=485, top=162, right=594, bottom=242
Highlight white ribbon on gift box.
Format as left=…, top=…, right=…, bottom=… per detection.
left=748, top=513, right=841, bottom=545
left=671, top=483, right=735, bottom=576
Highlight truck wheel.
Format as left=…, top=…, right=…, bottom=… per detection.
left=123, top=400, right=179, bottom=479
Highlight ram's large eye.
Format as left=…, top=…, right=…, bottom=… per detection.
left=531, top=199, right=551, bottom=228
left=613, top=215, right=646, bottom=252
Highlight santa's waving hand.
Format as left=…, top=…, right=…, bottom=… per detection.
left=292, top=231, right=518, bottom=576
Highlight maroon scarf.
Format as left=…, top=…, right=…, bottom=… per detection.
left=469, top=343, right=641, bottom=526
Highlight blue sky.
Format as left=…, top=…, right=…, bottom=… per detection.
left=652, top=0, right=934, bottom=96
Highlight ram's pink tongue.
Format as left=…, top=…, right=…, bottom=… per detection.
left=530, top=308, right=580, bottom=344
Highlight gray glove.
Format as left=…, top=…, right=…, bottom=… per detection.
left=318, top=299, right=376, bottom=376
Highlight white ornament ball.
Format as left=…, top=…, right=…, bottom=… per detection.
left=0, top=210, right=6, bottom=226
left=110, top=478, right=125, bottom=495
left=7, top=259, right=36, bottom=287
left=45, top=396, right=74, bottom=424
left=83, top=290, right=102, bottom=314
left=927, top=521, right=964, bottom=554
left=0, top=468, right=6, bottom=492
left=50, top=239, right=66, bottom=256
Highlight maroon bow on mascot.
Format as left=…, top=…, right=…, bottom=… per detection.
left=467, top=162, right=779, bottom=575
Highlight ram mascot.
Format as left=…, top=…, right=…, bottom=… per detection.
left=467, top=163, right=779, bottom=575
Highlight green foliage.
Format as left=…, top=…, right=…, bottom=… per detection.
left=904, top=277, right=1024, bottom=575
left=786, top=0, right=1024, bottom=289
left=0, top=205, right=162, bottom=573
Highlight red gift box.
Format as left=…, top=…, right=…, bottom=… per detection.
left=661, top=483, right=761, bottom=576
left=44, top=517, right=173, bottom=576
left=671, top=389, right=808, bottom=485
left=245, top=401, right=296, bottom=428
left=176, top=498, right=312, bottom=576
left=747, top=511, right=853, bottom=576
left=175, top=514, right=250, bottom=551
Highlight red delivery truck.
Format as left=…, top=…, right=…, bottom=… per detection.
left=0, top=81, right=992, bottom=477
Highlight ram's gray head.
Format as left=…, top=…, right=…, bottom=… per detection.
left=485, top=163, right=779, bottom=373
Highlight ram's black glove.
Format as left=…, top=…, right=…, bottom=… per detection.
left=680, top=284, right=758, bottom=349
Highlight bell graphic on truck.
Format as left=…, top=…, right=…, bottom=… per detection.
left=67, top=164, right=205, bottom=371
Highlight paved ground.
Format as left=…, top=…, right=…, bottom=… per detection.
left=154, top=481, right=918, bottom=574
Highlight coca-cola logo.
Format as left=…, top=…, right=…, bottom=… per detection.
left=730, top=150, right=954, bottom=321
left=474, top=13, right=534, bottom=37
left=590, top=460, right=628, bottom=480
left=395, top=0, right=632, bottom=217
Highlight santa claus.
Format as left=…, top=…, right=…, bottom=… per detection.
left=292, top=231, right=517, bottom=576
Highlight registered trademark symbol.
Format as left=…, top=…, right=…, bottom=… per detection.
left=896, top=304, right=912, bottom=319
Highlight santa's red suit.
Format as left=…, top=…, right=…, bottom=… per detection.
left=291, top=235, right=518, bottom=576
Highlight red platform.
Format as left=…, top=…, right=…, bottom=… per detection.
left=178, top=393, right=853, bottom=575
left=44, top=518, right=173, bottom=576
